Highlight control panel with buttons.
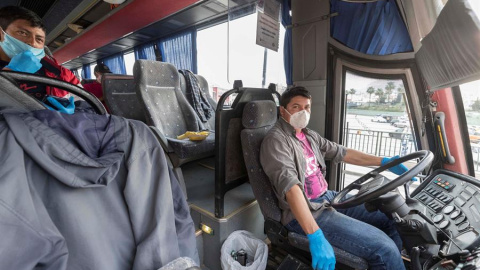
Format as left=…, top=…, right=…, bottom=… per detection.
left=413, top=173, right=480, bottom=251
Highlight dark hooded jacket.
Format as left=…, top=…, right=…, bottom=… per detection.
left=0, top=109, right=198, bottom=269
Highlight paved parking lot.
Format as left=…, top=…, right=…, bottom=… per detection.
left=345, top=114, right=403, bottom=133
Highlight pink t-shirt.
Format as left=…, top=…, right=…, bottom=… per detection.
left=296, top=132, right=328, bottom=199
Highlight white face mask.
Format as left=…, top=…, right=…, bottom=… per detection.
left=284, top=108, right=310, bottom=129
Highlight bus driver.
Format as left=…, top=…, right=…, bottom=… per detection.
left=260, top=86, right=407, bottom=270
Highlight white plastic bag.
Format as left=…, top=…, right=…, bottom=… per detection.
left=157, top=257, right=197, bottom=270
left=221, top=230, right=268, bottom=270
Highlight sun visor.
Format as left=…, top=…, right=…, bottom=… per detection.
left=416, top=0, right=480, bottom=91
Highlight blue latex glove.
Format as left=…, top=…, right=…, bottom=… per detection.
left=307, top=228, right=336, bottom=270
left=5, top=50, right=42, bottom=73
left=381, top=156, right=408, bottom=175
left=44, top=96, right=75, bottom=114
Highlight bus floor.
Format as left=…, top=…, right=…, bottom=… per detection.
left=182, top=156, right=265, bottom=270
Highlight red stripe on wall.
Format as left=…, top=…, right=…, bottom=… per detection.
left=54, top=0, right=198, bottom=63
left=432, top=88, right=468, bottom=174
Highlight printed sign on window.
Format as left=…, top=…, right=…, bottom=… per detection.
left=256, top=11, right=280, bottom=52
left=263, top=0, right=280, bottom=21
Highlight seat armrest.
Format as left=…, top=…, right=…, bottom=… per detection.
left=149, top=126, right=173, bottom=152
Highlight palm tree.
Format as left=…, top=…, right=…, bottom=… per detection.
left=385, top=81, right=395, bottom=103
left=367, top=87, right=375, bottom=105
left=349, top=88, right=356, bottom=96
left=472, top=98, right=480, bottom=111
left=396, top=86, right=405, bottom=104
left=375, top=88, right=384, bottom=103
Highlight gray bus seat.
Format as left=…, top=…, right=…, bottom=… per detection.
left=102, top=73, right=147, bottom=123
left=81, top=78, right=96, bottom=85
left=134, top=60, right=215, bottom=168
left=214, top=85, right=280, bottom=218
left=240, top=100, right=368, bottom=270
left=178, top=71, right=216, bottom=130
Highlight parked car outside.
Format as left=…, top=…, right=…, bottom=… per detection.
left=399, top=115, right=408, bottom=121
left=381, top=114, right=393, bottom=122
left=393, top=121, right=408, bottom=128
left=471, top=143, right=480, bottom=153
left=469, top=129, right=480, bottom=143
left=372, top=116, right=387, bottom=123
left=389, top=127, right=413, bottom=141
left=390, top=119, right=400, bottom=125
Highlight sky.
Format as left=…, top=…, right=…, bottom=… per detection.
left=196, top=12, right=286, bottom=91
left=345, top=72, right=403, bottom=94
left=459, top=80, right=480, bottom=110
left=344, top=71, right=404, bottom=103
left=345, top=70, right=480, bottom=111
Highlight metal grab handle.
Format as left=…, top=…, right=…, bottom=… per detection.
left=434, top=112, right=455, bottom=164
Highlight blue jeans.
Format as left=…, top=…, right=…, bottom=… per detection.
left=286, top=190, right=405, bottom=270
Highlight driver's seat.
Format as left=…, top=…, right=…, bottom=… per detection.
left=240, top=100, right=368, bottom=269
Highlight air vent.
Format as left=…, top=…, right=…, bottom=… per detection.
left=20, top=0, right=56, bottom=18
left=204, top=1, right=228, bottom=12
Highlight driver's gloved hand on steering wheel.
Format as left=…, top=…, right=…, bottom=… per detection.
left=381, top=155, right=408, bottom=175
left=44, top=96, right=75, bottom=114
left=307, top=228, right=336, bottom=270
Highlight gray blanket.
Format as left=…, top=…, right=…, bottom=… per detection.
left=0, top=109, right=198, bottom=269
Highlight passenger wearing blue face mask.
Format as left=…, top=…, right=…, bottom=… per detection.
left=260, top=86, right=408, bottom=270
left=0, top=6, right=80, bottom=114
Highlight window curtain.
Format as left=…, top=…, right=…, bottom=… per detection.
left=101, top=53, right=127, bottom=74
left=416, top=0, right=480, bottom=90
left=82, top=64, right=91, bottom=79
left=281, top=0, right=293, bottom=85
left=158, top=30, right=197, bottom=73
left=134, top=42, right=157, bottom=60
left=330, top=0, right=413, bottom=55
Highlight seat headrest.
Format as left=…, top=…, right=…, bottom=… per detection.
left=242, top=100, right=277, bottom=129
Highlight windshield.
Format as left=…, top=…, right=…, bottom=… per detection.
left=459, top=79, right=480, bottom=179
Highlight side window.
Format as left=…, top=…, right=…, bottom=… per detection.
left=197, top=22, right=229, bottom=102
left=197, top=12, right=287, bottom=104
left=124, top=51, right=135, bottom=75
left=89, top=63, right=96, bottom=79
left=459, top=80, right=480, bottom=178
left=341, top=70, right=418, bottom=190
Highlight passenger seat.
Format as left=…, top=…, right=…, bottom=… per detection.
left=178, top=70, right=216, bottom=130
left=102, top=74, right=147, bottom=123
left=133, top=60, right=215, bottom=168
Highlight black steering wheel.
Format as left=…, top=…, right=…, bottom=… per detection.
left=331, top=150, right=434, bottom=209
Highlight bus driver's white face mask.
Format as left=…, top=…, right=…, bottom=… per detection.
left=284, top=108, right=310, bottom=129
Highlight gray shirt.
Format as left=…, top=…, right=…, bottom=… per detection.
left=260, top=118, right=347, bottom=225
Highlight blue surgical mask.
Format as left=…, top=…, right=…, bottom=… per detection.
left=0, top=30, right=45, bottom=60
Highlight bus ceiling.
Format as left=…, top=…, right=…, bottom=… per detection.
left=0, top=0, right=231, bottom=68
left=2, top=0, right=479, bottom=90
